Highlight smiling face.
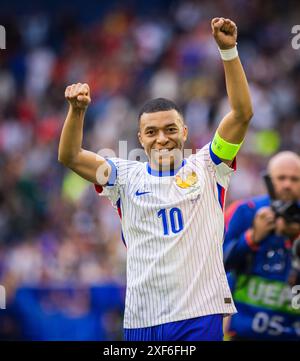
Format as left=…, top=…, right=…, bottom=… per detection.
left=138, top=109, right=188, bottom=171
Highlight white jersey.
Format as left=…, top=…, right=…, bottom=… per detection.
left=95, top=143, right=237, bottom=328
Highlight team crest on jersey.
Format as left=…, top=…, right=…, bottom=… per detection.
left=175, top=171, right=198, bottom=189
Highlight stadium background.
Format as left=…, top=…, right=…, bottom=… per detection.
left=0, top=0, right=300, bottom=340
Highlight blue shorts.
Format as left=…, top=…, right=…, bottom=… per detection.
left=124, top=314, right=224, bottom=341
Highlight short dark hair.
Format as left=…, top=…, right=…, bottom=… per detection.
left=138, top=98, right=183, bottom=123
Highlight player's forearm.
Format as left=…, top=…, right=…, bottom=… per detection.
left=58, top=106, right=85, bottom=166
left=223, top=57, right=253, bottom=121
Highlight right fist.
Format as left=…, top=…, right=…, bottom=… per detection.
left=211, top=18, right=237, bottom=50
left=65, top=83, right=91, bottom=110
left=252, top=207, right=276, bottom=244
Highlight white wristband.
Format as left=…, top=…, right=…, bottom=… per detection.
left=218, top=45, right=238, bottom=61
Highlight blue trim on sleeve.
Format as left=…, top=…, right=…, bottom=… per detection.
left=216, top=182, right=225, bottom=209
left=209, top=142, right=222, bottom=165
left=116, top=198, right=121, bottom=208
left=106, top=158, right=117, bottom=186
left=147, top=159, right=186, bottom=177
left=116, top=198, right=127, bottom=248
left=121, top=231, right=126, bottom=247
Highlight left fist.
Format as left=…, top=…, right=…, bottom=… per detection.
left=211, top=18, right=237, bottom=50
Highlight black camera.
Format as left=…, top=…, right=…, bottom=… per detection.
left=271, top=200, right=300, bottom=224
left=263, top=174, right=300, bottom=224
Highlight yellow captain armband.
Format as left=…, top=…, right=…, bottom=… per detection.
left=211, top=132, right=243, bottom=160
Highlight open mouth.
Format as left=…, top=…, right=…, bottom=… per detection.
left=150, top=147, right=182, bottom=168
left=153, top=148, right=174, bottom=154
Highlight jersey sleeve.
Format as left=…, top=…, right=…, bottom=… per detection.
left=194, top=143, right=236, bottom=189
left=94, top=157, right=138, bottom=205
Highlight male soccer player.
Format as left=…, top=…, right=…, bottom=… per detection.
left=58, top=18, right=253, bottom=341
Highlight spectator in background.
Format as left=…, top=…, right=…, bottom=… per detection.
left=224, top=151, right=300, bottom=340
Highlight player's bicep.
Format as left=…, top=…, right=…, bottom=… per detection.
left=217, top=111, right=249, bottom=145
left=68, top=149, right=111, bottom=185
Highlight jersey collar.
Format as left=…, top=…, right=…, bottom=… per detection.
left=146, top=159, right=186, bottom=177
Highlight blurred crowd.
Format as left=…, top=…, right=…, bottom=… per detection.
left=1, top=0, right=300, bottom=339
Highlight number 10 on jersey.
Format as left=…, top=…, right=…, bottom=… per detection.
left=157, top=208, right=184, bottom=235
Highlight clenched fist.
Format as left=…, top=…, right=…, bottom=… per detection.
left=211, top=17, right=237, bottom=50
left=65, top=83, right=91, bottom=110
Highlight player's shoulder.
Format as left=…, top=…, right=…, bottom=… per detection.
left=106, top=157, right=145, bottom=185
left=108, top=157, right=143, bottom=172
left=187, top=143, right=209, bottom=165
left=188, top=142, right=225, bottom=173
left=108, top=157, right=141, bottom=166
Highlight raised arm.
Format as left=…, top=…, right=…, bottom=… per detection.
left=211, top=18, right=253, bottom=164
left=58, top=83, right=111, bottom=185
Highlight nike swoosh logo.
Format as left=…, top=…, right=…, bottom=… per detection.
left=135, top=190, right=151, bottom=196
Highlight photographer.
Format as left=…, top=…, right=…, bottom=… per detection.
left=224, top=151, right=300, bottom=340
